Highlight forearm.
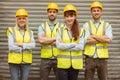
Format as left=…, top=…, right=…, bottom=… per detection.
left=9, top=44, right=22, bottom=52
left=38, top=35, right=56, bottom=45
left=23, top=42, right=35, bottom=49
left=94, top=35, right=111, bottom=43
left=86, top=37, right=98, bottom=44
left=68, top=44, right=84, bottom=51
left=8, top=34, right=22, bottom=52
left=56, top=42, right=76, bottom=50
left=68, top=36, right=85, bottom=51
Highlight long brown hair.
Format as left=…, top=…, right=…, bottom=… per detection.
left=71, top=19, right=80, bottom=41
left=64, top=11, right=80, bottom=41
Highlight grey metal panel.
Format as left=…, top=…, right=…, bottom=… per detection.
left=0, top=0, right=120, bottom=80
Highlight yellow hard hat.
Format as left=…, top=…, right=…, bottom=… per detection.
left=16, top=8, right=28, bottom=17
left=90, top=1, right=103, bottom=10
left=63, top=4, right=78, bottom=15
left=47, top=2, right=59, bottom=11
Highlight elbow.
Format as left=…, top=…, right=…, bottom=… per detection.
left=38, top=39, right=44, bottom=44
left=56, top=44, right=61, bottom=50
left=107, top=40, right=111, bottom=43
left=56, top=43, right=64, bottom=50
left=81, top=46, right=84, bottom=51
left=106, top=39, right=112, bottom=43
left=32, top=43, right=36, bottom=48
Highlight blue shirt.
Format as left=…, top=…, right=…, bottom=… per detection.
left=38, top=21, right=57, bottom=35
left=38, top=21, right=59, bottom=59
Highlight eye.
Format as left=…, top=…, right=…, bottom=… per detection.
left=18, top=18, right=21, bottom=20
left=23, top=18, right=26, bottom=20
left=97, top=10, right=100, bottom=12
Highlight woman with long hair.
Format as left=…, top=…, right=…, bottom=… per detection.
left=56, top=4, right=87, bottom=80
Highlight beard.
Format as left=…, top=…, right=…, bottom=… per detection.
left=93, top=15, right=101, bottom=20
left=49, top=15, right=56, bottom=21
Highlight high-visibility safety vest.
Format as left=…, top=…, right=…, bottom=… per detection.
left=84, top=20, right=110, bottom=58
left=57, top=27, right=84, bottom=69
left=40, top=22, right=61, bottom=58
left=6, top=27, right=33, bottom=64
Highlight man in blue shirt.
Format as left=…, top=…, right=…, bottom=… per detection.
left=38, top=2, right=60, bottom=80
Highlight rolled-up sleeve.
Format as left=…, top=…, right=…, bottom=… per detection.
left=105, top=24, right=113, bottom=41
left=38, top=26, right=45, bottom=35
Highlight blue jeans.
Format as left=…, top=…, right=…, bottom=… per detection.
left=9, top=63, right=31, bottom=80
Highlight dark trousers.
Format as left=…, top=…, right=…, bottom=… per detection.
left=85, top=56, right=108, bottom=80
left=57, top=67, right=79, bottom=80
left=40, top=59, right=57, bottom=80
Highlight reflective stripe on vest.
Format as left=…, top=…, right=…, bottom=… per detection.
left=7, top=27, right=32, bottom=64
left=57, top=55, right=83, bottom=59
left=57, top=27, right=83, bottom=69
left=40, top=22, right=61, bottom=58
left=84, top=20, right=109, bottom=58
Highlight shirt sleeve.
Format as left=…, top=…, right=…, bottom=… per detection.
left=38, top=25, right=45, bottom=35
left=8, top=33, right=22, bottom=53
left=105, top=24, right=113, bottom=41
left=56, top=31, right=77, bottom=50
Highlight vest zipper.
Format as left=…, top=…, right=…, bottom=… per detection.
left=50, top=23, right=57, bottom=59
left=70, top=39, right=72, bottom=67
left=22, top=30, right=25, bottom=63
left=68, top=30, right=72, bottom=67
left=51, top=27, right=54, bottom=59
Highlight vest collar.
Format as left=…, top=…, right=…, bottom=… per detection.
left=15, top=23, right=27, bottom=31
left=64, top=25, right=70, bottom=31
left=47, top=20, right=58, bottom=26
left=91, top=18, right=102, bottom=24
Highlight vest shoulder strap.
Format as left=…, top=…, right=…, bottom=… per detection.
left=40, top=23, right=46, bottom=33
left=6, top=27, right=16, bottom=39
left=27, top=28, right=33, bottom=40
left=58, top=24, right=66, bottom=39
left=79, top=28, right=85, bottom=38
left=102, top=21, right=110, bottom=35
left=86, top=21, right=92, bottom=34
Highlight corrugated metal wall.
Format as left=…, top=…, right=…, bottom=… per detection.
left=0, top=0, right=120, bottom=80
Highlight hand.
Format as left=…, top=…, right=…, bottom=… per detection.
left=87, top=37, right=98, bottom=44
left=15, top=43, right=23, bottom=47
left=91, top=35, right=97, bottom=39
left=52, top=38, right=56, bottom=41
left=51, top=42, right=56, bottom=47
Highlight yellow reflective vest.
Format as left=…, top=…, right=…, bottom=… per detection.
left=57, top=27, right=84, bottom=69
left=40, top=22, right=61, bottom=58
left=6, top=27, right=33, bottom=64
left=84, top=20, right=110, bottom=58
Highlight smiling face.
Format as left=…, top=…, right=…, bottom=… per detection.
left=47, top=9, right=58, bottom=22
left=91, top=7, right=102, bottom=21
left=64, top=11, right=76, bottom=28
left=17, top=16, right=27, bottom=29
